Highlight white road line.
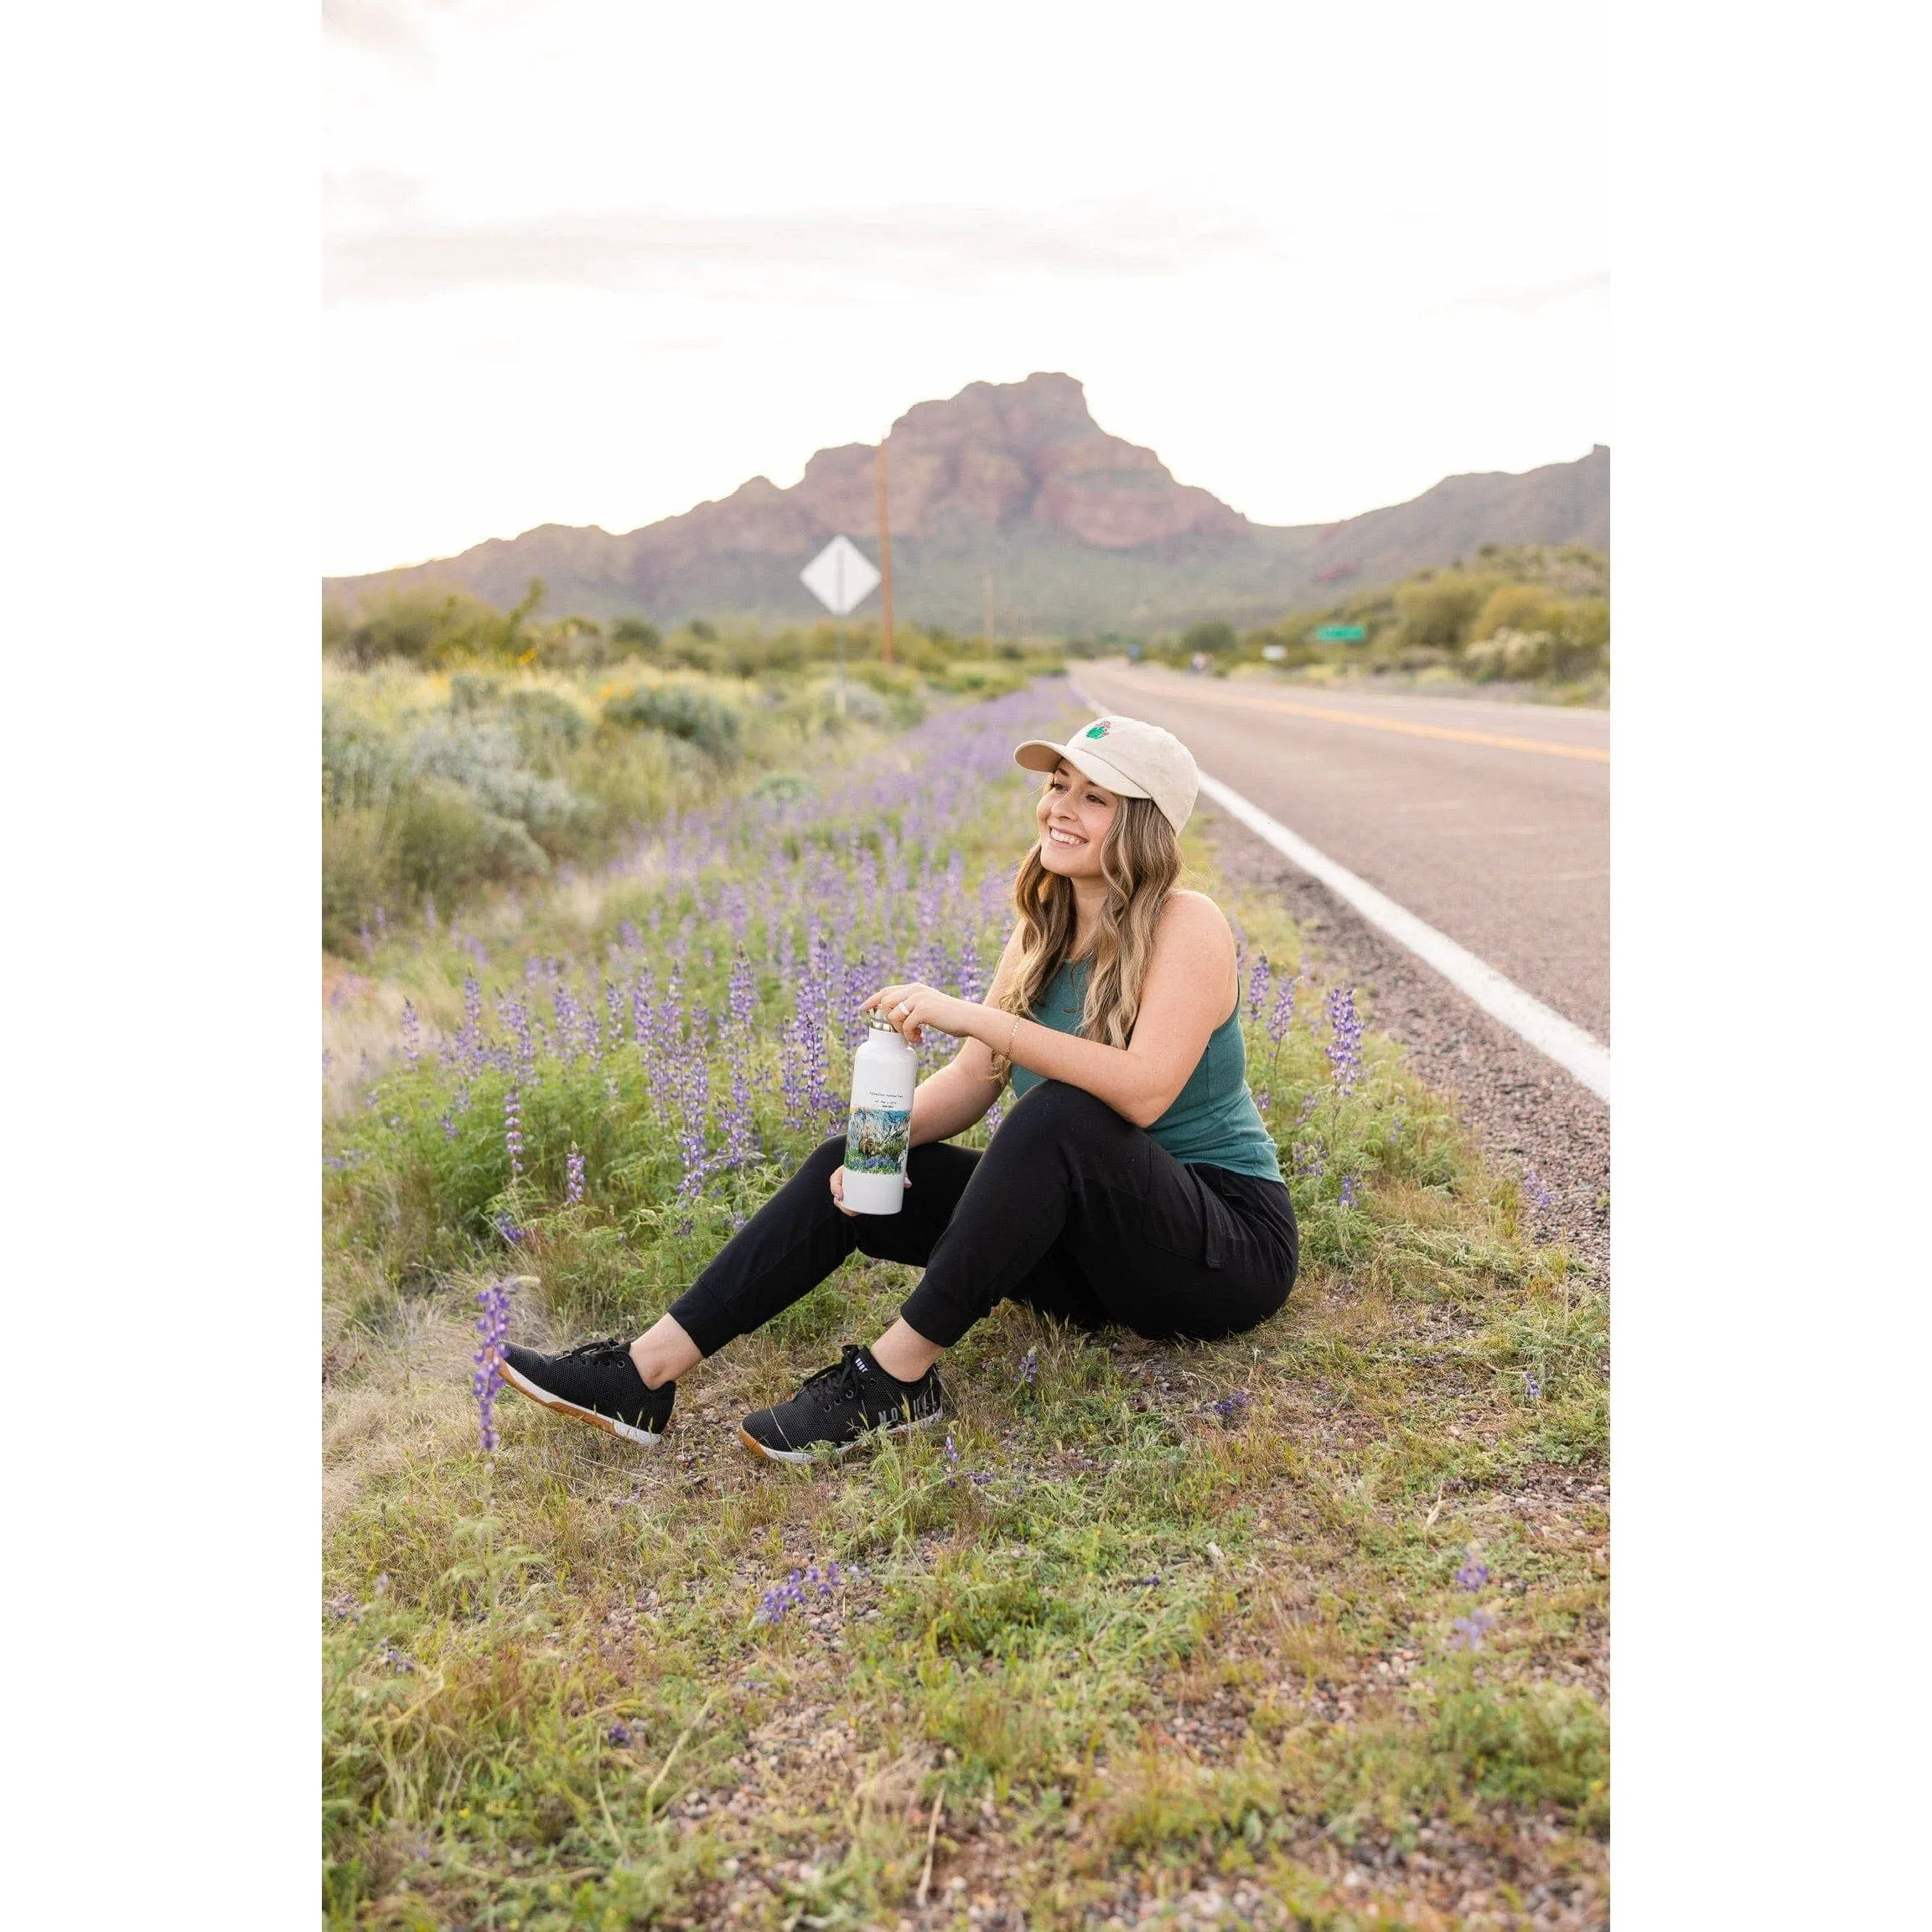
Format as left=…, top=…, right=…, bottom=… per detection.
left=1194, top=773, right=1612, bottom=1105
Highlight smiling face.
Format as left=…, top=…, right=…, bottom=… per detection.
left=1034, top=759, right=1118, bottom=880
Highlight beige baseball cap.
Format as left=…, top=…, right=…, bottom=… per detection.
left=1013, top=714, right=1199, bottom=833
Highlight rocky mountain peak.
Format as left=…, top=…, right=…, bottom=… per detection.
left=791, top=371, right=1248, bottom=550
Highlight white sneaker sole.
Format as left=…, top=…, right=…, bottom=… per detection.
left=736, top=1409, right=940, bottom=1466
left=498, top=1358, right=665, bottom=1448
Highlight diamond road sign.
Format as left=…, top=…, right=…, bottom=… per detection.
left=800, top=536, right=881, bottom=616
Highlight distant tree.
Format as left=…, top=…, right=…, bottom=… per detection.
left=609, top=617, right=661, bottom=656
left=505, top=578, right=546, bottom=658
left=687, top=619, right=718, bottom=643
left=322, top=598, right=352, bottom=655
left=1471, top=583, right=1552, bottom=643
left=1182, top=619, right=1237, bottom=656
left=329, top=585, right=509, bottom=669
left=1395, top=576, right=1494, bottom=653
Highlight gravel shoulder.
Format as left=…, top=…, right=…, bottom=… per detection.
left=1204, top=799, right=1610, bottom=1283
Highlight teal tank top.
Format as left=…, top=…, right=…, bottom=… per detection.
left=1008, top=959, right=1282, bottom=1182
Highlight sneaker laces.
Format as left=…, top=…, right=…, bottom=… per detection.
left=557, top=1337, right=635, bottom=1365
left=799, top=1344, right=868, bottom=1409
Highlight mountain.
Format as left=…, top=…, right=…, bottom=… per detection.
left=324, top=373, right=1607, bottom=635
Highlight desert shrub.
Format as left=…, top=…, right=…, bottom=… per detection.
left=830, top=681, right=895, bottom=727
left=601, top=684, right=743, bottom=763
left=406, top=715, right=584, bottom=836
left=609, top=617, right=661, bottom=656
left=1183, top=619, right=1238, bottom=656
left=1472, top=583, right=1554, bottom=642
left=326, top=583, right=536, bottom=670
left=1546, top=595, right=1610, bottom=681
left=322, top=784, right=552, bottom=951
left=498, top=687, right=588, bottom=764
left=851, top=660, right=929, bottom=727
left=1463, top=628, right=1551, bottom=681
left=1394, top=574, right=1496, bottom=653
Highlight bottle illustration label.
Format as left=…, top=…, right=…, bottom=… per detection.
left=845, top=1101, right=912, bottom=1176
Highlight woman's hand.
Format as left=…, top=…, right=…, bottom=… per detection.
left=830, top=1161, right=907, bottom=1216
left=862, top=982, right=988, bottom=1048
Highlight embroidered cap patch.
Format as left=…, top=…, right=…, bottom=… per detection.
left=1084, top=721, right=1111, bottom=739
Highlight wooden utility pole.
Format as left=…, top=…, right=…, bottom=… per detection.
left=982, top=569, right=994, bottom=651
left=875, top=440, right=895, bottom=665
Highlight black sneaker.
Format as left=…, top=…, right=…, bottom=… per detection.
left=738, top=1344, right=944, bottom=1464
left=498, top=1339, right=675, bottom=1447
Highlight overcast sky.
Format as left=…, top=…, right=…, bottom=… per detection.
left=323, top=1, right=1608, bottom=578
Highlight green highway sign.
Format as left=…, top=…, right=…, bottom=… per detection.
left=1313, top=624, right=1367, bottom=642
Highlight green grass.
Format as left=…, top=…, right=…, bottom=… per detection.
left=323, top=686, right=1608, bottom=1929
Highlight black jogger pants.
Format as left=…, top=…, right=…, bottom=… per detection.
left=668, top=1080, right=1298, bottom=1354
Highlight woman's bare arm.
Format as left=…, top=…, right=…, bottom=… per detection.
left=878, top=895, right=1236, bottom=1132
left=906, top=925, right=1026, bottom=1146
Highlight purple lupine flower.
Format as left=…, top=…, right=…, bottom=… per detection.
left=1268, top=973, right=1301, bottom=1045
left=503, top=1085, right=524, bottom=1177
left=1246, top=955, right=1272, bottom=1025
left=1523, top=1370, right=1542, bottom=1402
left=944, top=1433, right=960, bottom=1468
left=630, top=963, right=655, bottom=1062
left=1454, top=1558, right=1490, bottom=1591
left=1325, top=987, right=1364, bottom=1095
left=753, top=1568, right=812, bottom=1625
left=779, top=1015, right=811, bottom=1136
left=1017, top=1348, right=1038, bottom=1386
left=497, top=993, right=536, bottom=1078
left=566, top=1143, right=586, bottom=1205
left=472, top=1280, right=512, bottom=1453
left=440, top=1113, right=457, bottom=1141
left=618, top=918, right=640, bottom=952
left=400, top=999, right=420, bottom=1071
left=676, top=1048, right=711, bottom=1206
left=605, top=978, right=625, bottom=1050
left=1339, top=1174, right=1360, bottom=1209
left=606, top=1722, right=634, bottom=1747
left=1448, top=1608, right=1496, bottom=1651
left=1210, top=1389, right=1251, bottom=1424
left=728, top=948, right=757, bottom=1034
left=553, top=981, right=581, bottom=1064
left=460, top=973, right=484, bottom=1072
left=1523, top=1166, right=1555, bottom=1214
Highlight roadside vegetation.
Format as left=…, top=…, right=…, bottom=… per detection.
left=322, top=674, right=1609, bottom=1929
left=1145, top=547, right=1610, bottom=706
left=322, top=579, right=1054, bottom=954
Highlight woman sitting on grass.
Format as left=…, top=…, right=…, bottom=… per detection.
left=498, top=713, right=1298, bottom=1463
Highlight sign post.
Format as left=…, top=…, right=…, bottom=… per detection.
left=875, top=443, right=895, bottom=666
left=800, top=535, right=882, bottom=716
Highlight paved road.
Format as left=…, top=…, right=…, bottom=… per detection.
left=1073, top=663, right=1609, bottom=1044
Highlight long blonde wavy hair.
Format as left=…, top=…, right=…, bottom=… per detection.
left=989, top=782, right=1181, bottom=1081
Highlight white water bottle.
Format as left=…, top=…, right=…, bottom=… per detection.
left=841, top=1016, right=918, bottom=1214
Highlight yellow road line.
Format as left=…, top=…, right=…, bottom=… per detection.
left=1096, top=675, right=1610, bottom=765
